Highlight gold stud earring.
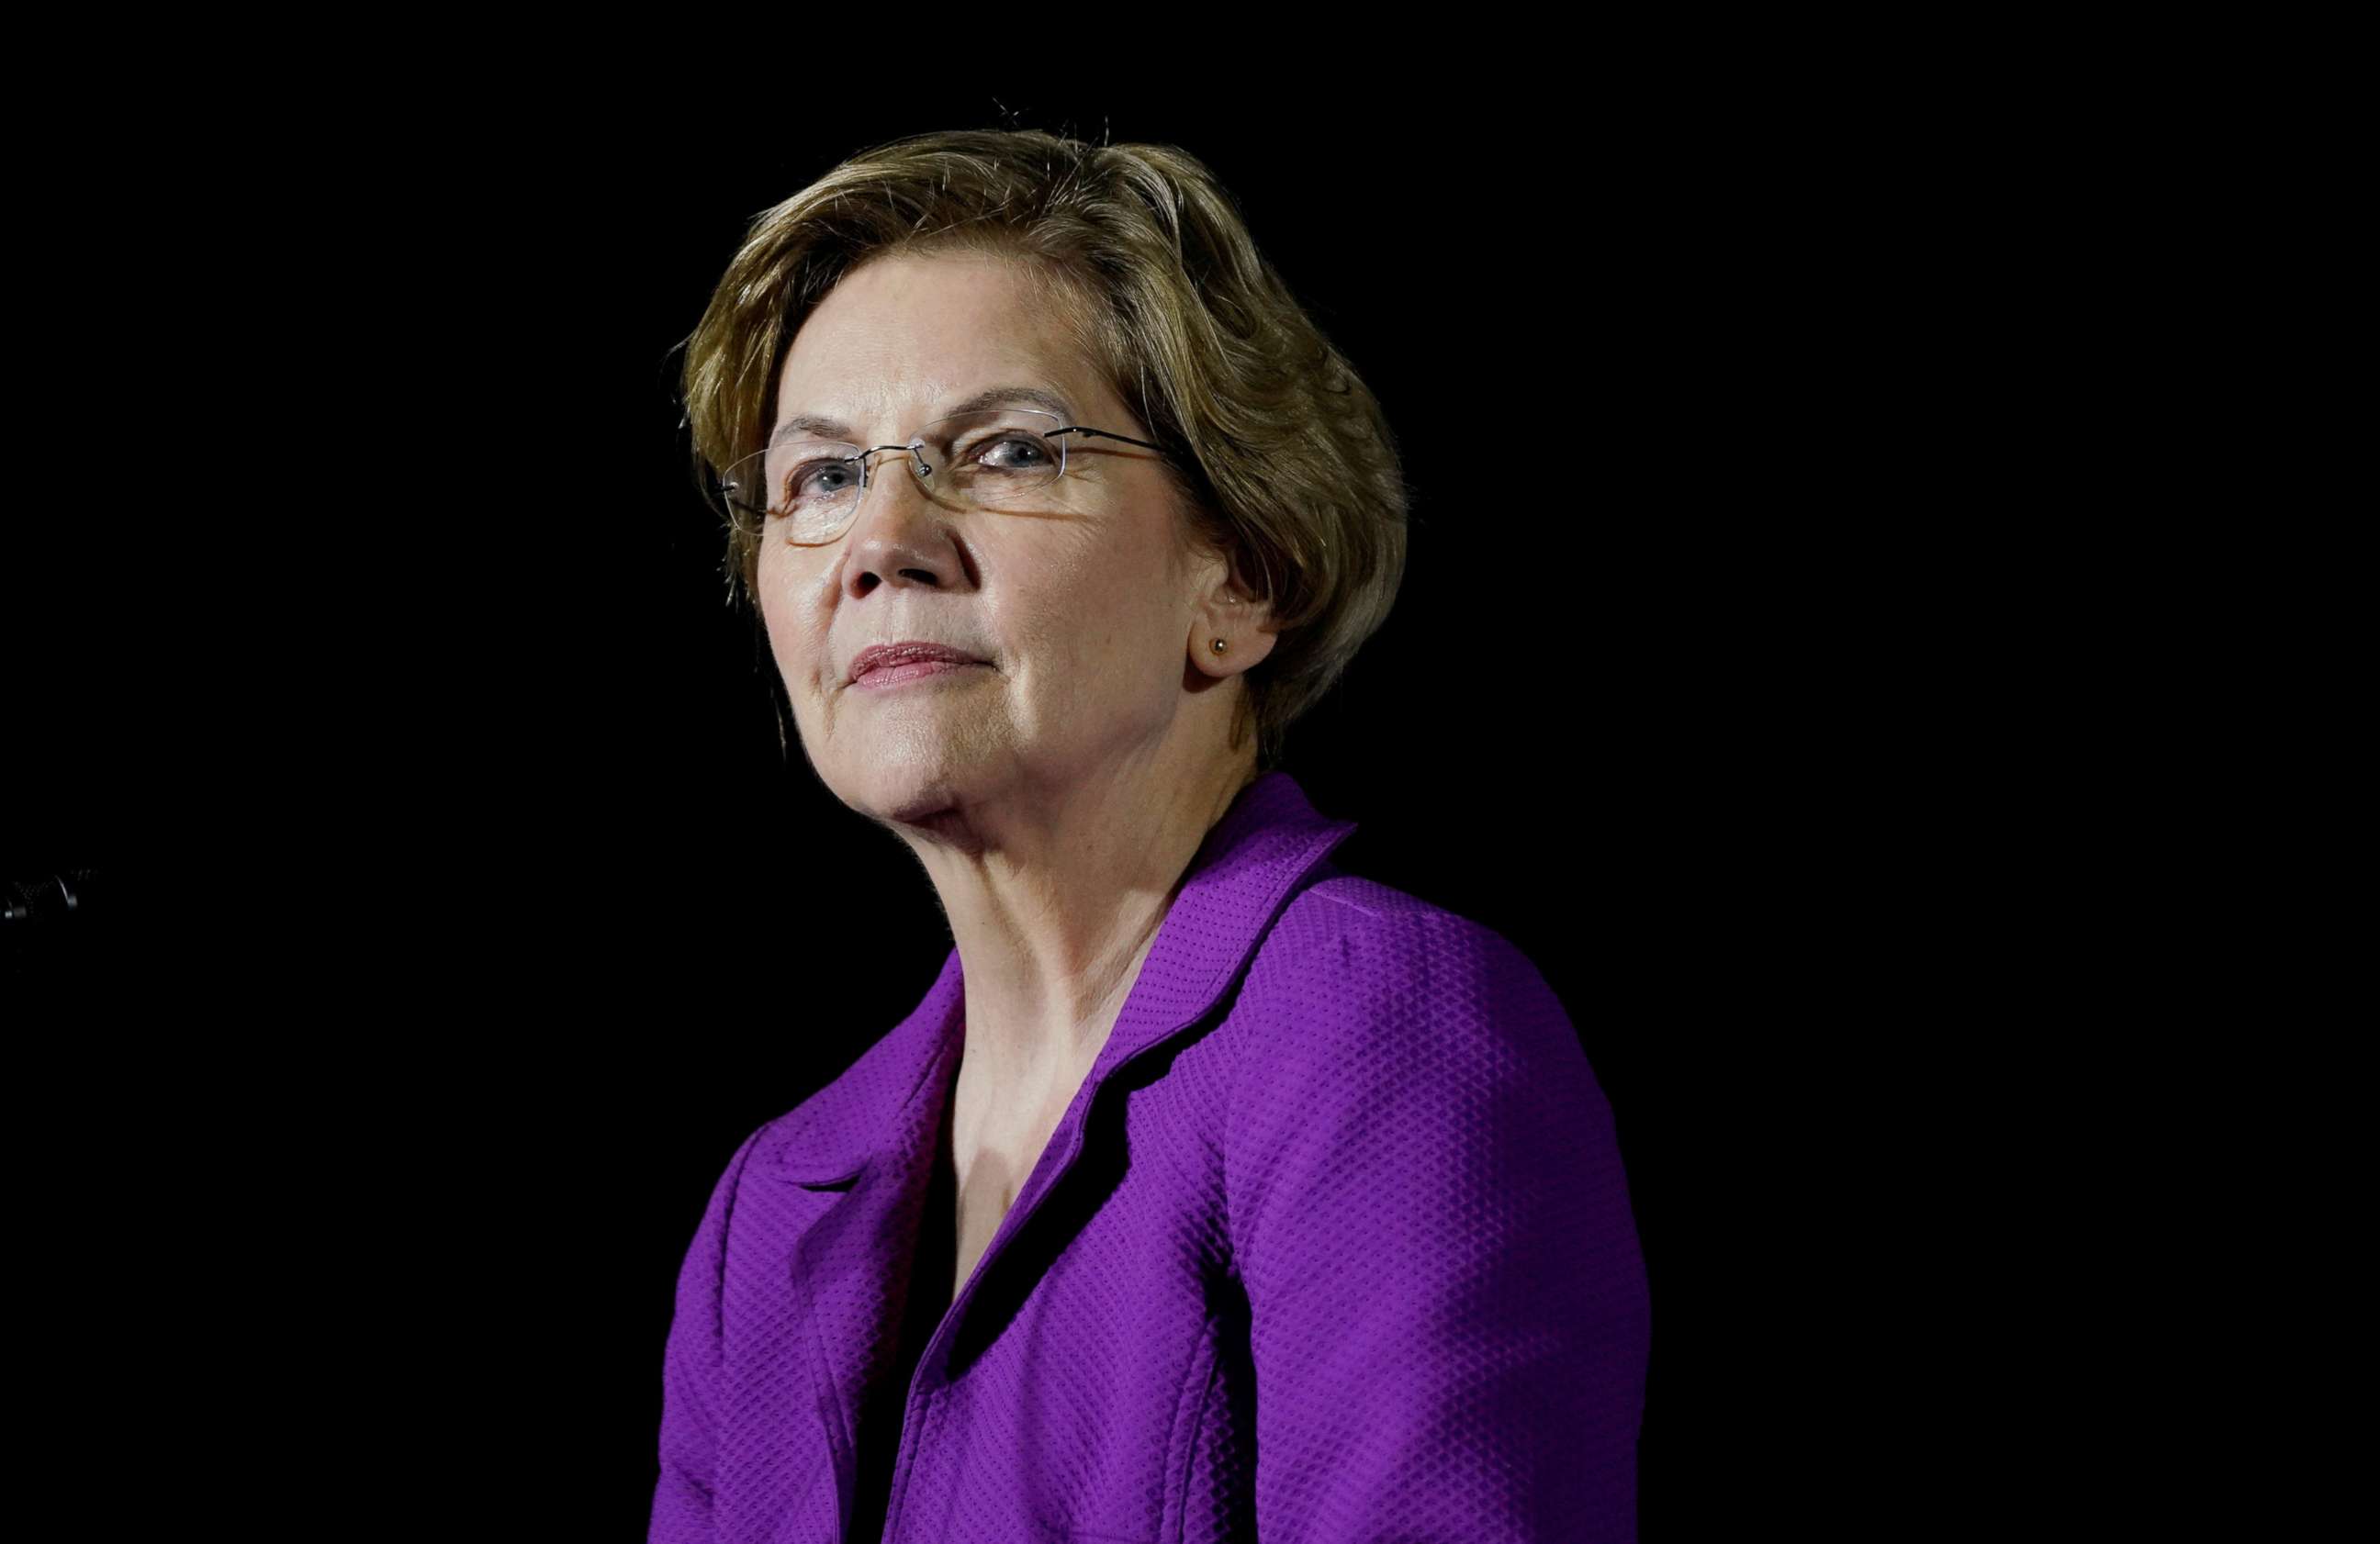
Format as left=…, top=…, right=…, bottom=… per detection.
left=1210, top=638, right=1229, bottom=655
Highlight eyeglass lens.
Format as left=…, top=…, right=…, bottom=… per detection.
left=725, top=408, right=1071, bottom=544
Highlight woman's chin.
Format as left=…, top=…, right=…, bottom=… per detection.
left=836, top=755, right=992, bottom=834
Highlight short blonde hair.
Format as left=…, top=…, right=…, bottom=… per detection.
left=678, top=127, right=1411, bottom=773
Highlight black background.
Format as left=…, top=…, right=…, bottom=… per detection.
left=6, top=75, right=1967, bottom=1538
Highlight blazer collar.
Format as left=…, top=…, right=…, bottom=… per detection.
left=761, top=769, right=1358, bottom=1186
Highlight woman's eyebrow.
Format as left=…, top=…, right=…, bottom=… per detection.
left=766, top=385, right=1077, bottom=449
left=767, top=410, right=853, bottom=446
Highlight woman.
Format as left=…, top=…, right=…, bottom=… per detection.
left=652, top=128, right=1649, bottom=1544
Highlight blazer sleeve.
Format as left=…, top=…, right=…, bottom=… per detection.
left=1226, top=906, right=1651, bottom=1544
left=647, top=1123, right=769, bottom=1544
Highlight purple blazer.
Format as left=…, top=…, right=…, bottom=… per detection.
left=648, top=771, right=1650, bottom=1543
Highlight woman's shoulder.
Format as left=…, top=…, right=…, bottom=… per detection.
left=1262, top=865, right=1555, bottom=986
left=1240, top=866, right=1583, bottom=1073
left=1219, top=866, right=1616, bottom=1225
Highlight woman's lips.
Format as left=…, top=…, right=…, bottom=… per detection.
left=848, top=641, right=988, bottom=683
left=851, top=658, right=987, bottom=690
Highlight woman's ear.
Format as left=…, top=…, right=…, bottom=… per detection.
left=1191, top=553, right=1278, bottom=679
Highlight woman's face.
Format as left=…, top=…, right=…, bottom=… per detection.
left=757, top=252, right=1229, bottom=829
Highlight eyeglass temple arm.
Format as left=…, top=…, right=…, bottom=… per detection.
left=1052, top=426, right=1168, bottom=453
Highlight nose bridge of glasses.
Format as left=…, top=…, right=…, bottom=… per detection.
left=853, top=440, right=930, bottom=486
left=836, top=439, right=941, bottom=542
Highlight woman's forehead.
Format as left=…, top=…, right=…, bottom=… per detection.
left=772, top=260, right=1117, bottom=440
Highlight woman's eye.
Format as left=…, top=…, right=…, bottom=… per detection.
left=791, top=462, right=854, bottom=498
left=973, top=435, right=1050, bottom=471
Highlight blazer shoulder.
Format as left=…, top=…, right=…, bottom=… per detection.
left=1267, top=867, right=1550, bottom=980
left=1245, top=871, right=1584, bottom=1074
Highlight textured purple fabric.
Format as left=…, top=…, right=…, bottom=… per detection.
left=648, top=771, right=1650, bottom=1542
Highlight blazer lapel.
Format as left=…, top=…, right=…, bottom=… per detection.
left=747, top=772, right=1357, bottom=1524
left=755, top=949, right=966, bottom=1533
left=911, top=773, right=1357, bottom=1390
